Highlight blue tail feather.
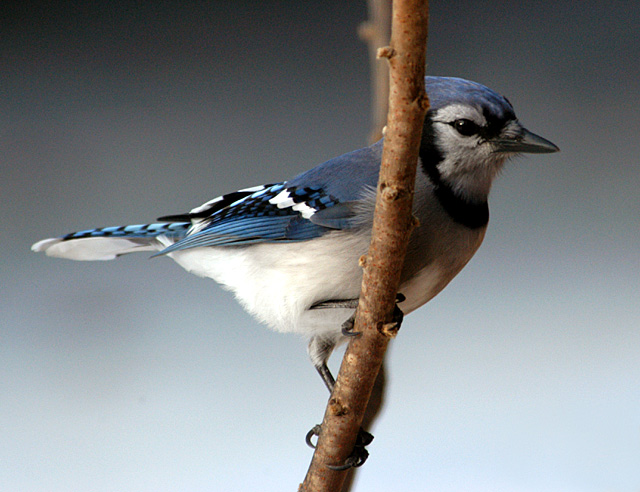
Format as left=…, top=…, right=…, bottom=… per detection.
left=62, top=222, right=190, bottom=241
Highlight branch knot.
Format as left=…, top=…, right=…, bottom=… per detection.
left=417, top=92, right=430, bottom=111
left=376, top=46, right=396, bottom=59
left=380, top=183, right=411, bottom=202
left=378, top=320, right=401, bottom=338
left=380, top=183, right=399, bottom=201
left=328, top=397, right=349, bottom=417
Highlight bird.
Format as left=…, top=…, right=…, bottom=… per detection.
left=33, top=76, right=558, bottom=396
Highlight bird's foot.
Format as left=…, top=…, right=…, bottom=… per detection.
left=340, top=312, right=358, bottom=337
left=327, top=428, right=374, bottom=470
left=380, top=293, right=405, bottom=337
left=342, top=293, right=406, bottom=337
left=305, top=424, right=374, bottom=470
left=305, top=424, right=322, bottom=449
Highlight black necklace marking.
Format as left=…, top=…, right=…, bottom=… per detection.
left=419, top=118, right=489, bottom=229
left=431, top=183, right=489, bottom=229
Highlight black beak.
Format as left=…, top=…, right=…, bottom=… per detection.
left=493, top=127, right=559, bottom=154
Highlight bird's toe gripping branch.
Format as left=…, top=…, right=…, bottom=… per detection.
left=327, top=428, right=374, bottom=470
left=342, top=292, right=406, bottom=338
left=305, top=294, right=405, bottom=468
left=306, top=425, right=374, bottom=470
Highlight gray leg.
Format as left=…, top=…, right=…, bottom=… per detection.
left=310, top=298, right=360, bottom=337
left=307, top=299, right=360, bottom=392
left=308, top=335, right=339, bottom=392
left=316, top=363, right=336, bottom=392
left=305, top=294, right=406, bottom=470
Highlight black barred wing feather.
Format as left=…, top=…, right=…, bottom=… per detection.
left=158, top=183, right=358, bottom=254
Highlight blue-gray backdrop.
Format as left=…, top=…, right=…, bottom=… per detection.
left=3, top=1, right=639, bottom=491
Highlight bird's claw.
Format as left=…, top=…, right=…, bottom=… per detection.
left=341, top=293, right=406, bottom=338
left=383, top=293, right=405, bottom=336
left=326, top=450, right=369, bottom=471
left=327, top=428, right=374, bottom=470
left=306, top=424, right=374, bottom=469
left=306, top=424, right=322, bottom=449
left=308, top=295, right=401, bottom=468
left=341, top=314, right=359, bottom=337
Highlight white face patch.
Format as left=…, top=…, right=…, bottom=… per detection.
left=268, top=189, right=317, bottom=219
left=434, top=103, right=486, bottom=127
left=430, top=104, right=509, bottom=200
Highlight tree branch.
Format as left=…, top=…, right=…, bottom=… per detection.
left=299, top=1, right=430, bottom=491
left=359, top=0, right=392, bottom=144
left=342, top=5, right=393, bottom=490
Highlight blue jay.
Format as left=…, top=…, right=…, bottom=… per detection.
left=33, top=76, right=558, bottom=396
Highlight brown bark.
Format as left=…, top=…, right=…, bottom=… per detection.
left=342, top=5, right=393, bottom=490
left=359, top=0, right=392, bottom=144
left=299, top=1, right=430, bottom=491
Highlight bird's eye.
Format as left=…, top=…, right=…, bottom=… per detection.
left=452, top=119, right=480, bottom=137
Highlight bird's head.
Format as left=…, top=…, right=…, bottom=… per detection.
left=420, top=77, right=559, bottom=202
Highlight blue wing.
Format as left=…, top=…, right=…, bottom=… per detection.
left=156, top=141, right=386, bottom=255
left=157, top=182, right=360, bottom=255
left=33, top=142, right=383, bottom=259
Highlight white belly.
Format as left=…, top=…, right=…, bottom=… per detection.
left=165, top=219, right=484, bottom=340
left=167, top=229, right=371, bottom=338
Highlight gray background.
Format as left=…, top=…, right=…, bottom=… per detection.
left=2, top=1, right=639, bottom=491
